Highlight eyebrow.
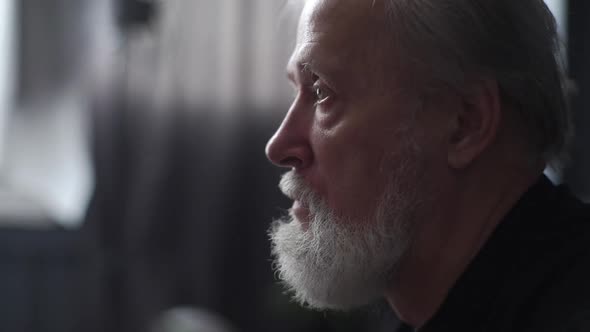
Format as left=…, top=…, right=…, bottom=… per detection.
left=301, top=62, right=314, bottom=74
left=286, top=60, right=320, bottom=84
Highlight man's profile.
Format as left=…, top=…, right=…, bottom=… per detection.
left=265, top=0, right=590, bottom=330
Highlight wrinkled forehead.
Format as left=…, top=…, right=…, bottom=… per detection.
left=297, top=0, right=388, bottom=45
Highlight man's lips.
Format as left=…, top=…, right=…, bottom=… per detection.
left=291, top=200, right=311, bottom=224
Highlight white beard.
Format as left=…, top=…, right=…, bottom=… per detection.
left=269, top=155, right=423, bottom=311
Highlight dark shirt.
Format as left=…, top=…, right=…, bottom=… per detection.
left=394, top=175, right=590, bottom=331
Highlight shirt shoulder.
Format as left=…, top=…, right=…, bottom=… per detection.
left=515, top=187, right=590, bottom=331
left=516, top=250, right=590, bottom=331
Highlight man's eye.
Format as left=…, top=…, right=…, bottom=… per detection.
left=312, top=82, right=331, bottom=104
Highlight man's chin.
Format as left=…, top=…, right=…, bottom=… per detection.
left=286, top=281, right=384, bottom=312
left=269, top=217, right=393, bottom=312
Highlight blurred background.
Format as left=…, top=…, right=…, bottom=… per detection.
left=0, top=0, right=586, bottom=331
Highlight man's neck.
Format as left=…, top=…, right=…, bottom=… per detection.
left=385, top=164, right=543, bottom=328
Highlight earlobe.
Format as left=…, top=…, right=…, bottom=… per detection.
left=447, top=79, right=502, bottom=169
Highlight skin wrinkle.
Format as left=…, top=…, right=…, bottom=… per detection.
left=303, top=0, right=395, bottom=89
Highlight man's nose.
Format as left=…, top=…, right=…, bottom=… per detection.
left=265, top=108, right=313, bottom=170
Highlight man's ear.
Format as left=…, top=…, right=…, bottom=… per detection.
left=447, top=79, right=502, bottom=169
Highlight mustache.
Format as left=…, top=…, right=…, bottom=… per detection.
left=278, top=171, right=319, bottom=209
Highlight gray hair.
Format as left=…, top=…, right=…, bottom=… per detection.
left=383, top=0, right=571, bottom=169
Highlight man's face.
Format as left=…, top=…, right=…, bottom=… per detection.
left=266, top=0, right=442, bottom=310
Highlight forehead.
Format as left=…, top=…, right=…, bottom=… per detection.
left=299, top=0, right=381, bottom=37
left=288, top=0, right=390, bottom=79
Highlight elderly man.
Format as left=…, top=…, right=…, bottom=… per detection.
left=266, top=0, right=590, bottom=331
